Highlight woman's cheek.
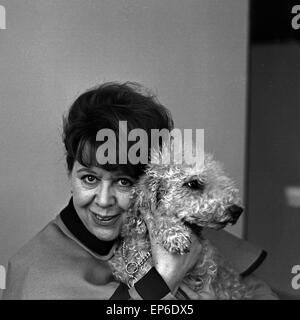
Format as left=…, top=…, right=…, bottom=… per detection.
left=73, top=185, right=95, bottom=206
left=117, top=191, right=132, bottom=210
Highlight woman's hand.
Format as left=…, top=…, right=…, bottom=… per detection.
left=148, top=229, right=203, bottom=294
left=178, top=283, right=217, bottom=300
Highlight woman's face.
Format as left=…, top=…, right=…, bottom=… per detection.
left=70, top=161, right=137, bottom=242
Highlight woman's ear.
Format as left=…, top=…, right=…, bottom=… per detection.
left=67, top=171, right=73, bottom=195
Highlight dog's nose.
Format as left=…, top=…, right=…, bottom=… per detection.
left=226, top=205, right=243, bottom=225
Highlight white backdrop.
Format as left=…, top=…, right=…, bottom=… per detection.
left=0, top=0, right=248, bottom=286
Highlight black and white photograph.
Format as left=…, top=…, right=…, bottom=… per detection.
left=0, top=0, right=299, bottom=303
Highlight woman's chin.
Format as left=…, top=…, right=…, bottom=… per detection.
left=88, top=219, right=122, bottom=242
left=78, top=210, right=124, bottom=241
left=92, top=228, right=120, bottom=242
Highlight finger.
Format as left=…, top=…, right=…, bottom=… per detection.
left=179, top=283, right=200, bottom=300
left=179, top=283, right=216, bottom=300
left=199, top=280, right=217, bottom=300
left=189, top=236, right=202, bottom=254
left=143, top=213, right=155, bottom=231
left=197, top=290, right=217, bottom=300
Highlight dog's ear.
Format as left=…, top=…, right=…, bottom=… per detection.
left=155, top=178, right=167, bottom=206
left=135, top=174, right=167, bottom=215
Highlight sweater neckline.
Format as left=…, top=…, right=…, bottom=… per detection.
left=60, top=198, right=117, bottom=256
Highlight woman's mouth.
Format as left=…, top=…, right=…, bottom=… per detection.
left=91, top=212, right=121, bottom=226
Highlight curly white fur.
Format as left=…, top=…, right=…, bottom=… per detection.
left=109, top=148, right=254, bottom=299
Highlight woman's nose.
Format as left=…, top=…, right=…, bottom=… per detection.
left=95, top=180, right=116, bottom=208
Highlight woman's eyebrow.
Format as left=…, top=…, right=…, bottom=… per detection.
left=111, top=171, right=135, bottom=179
left=76, top=168, right=98, bottom=175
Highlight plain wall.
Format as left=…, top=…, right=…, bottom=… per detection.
left=247, top=43, right=300, bottom=299
left=0, top=0, right=248, bottom=285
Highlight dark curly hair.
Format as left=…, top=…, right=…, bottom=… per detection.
left=62, top=82, right=174, bottom=178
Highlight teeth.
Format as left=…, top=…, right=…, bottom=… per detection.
left=94, top=214, right=115, bottom=221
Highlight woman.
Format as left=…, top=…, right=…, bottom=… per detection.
left=3, top=82, right=278, bottom=299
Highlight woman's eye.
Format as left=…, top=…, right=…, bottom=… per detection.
left=83, top=175, right=97, bottom=184
left=117, top=178, right=133, bottom=187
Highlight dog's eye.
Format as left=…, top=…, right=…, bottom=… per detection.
left=184, top=179, right=205, bottom=191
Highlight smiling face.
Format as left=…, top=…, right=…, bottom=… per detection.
left=70, top=161, right=137, bottom=241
